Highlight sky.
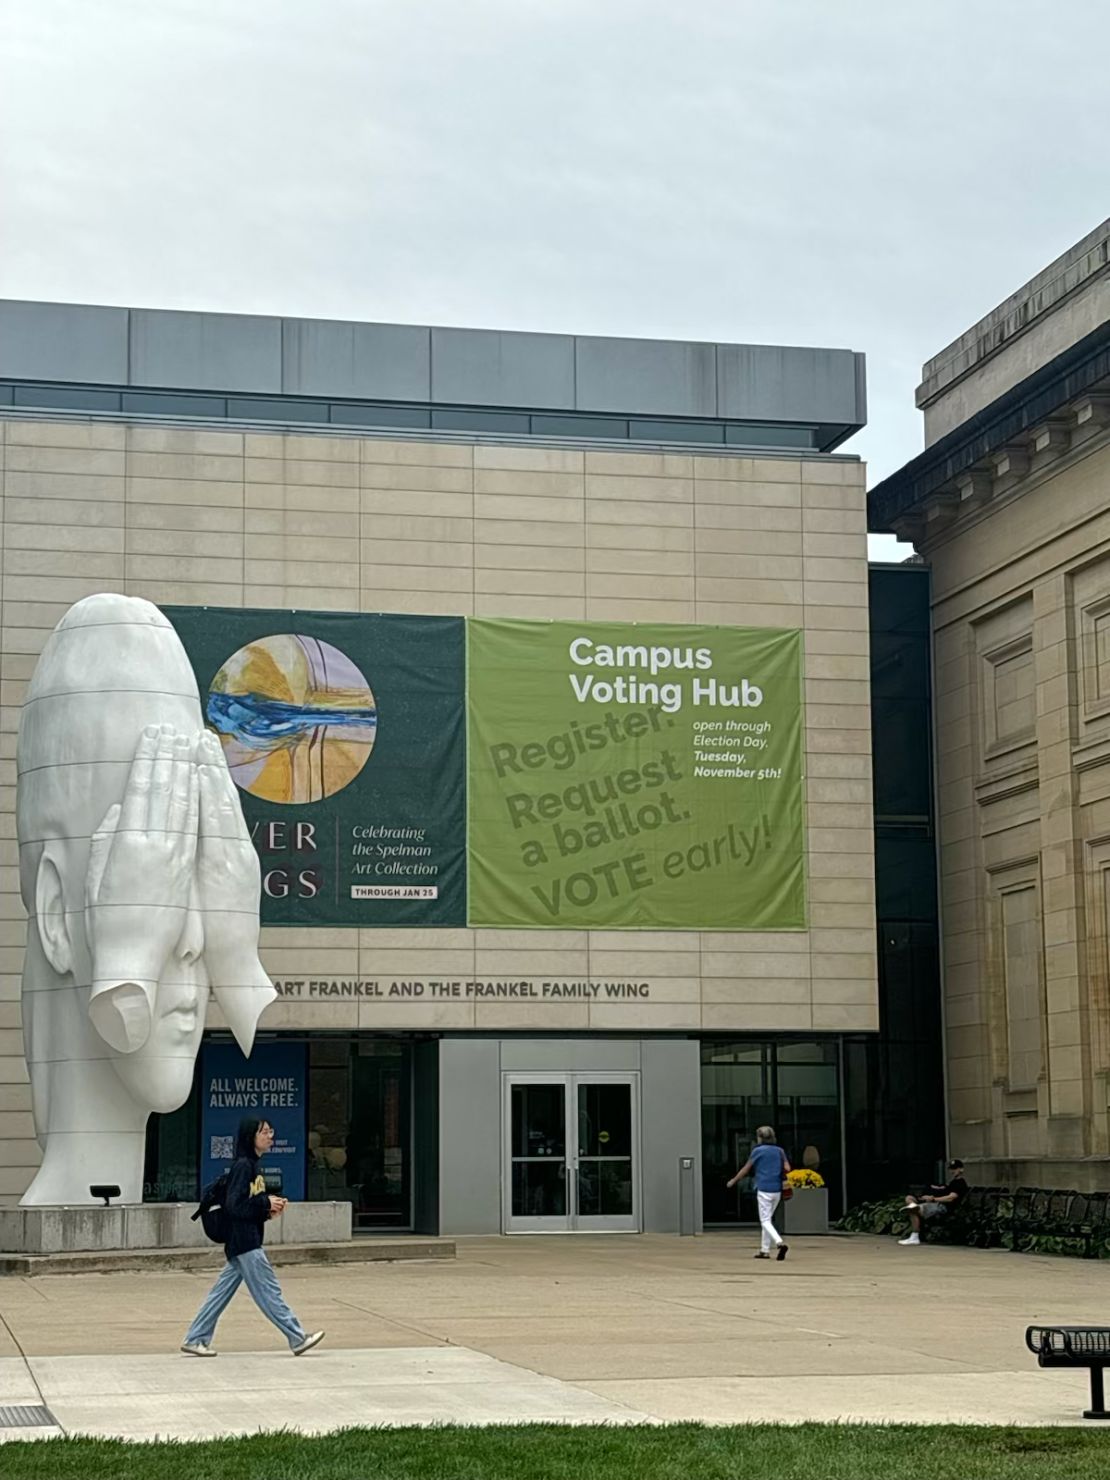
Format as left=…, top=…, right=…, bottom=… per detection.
left=2, top=0, right=1108, bottom=563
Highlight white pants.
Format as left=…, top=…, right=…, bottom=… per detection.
left=757, top=1191, right=783, bottom=1252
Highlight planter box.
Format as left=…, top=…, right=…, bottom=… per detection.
left=0, top=1201, right=353, bottom=1255
left=783, top=1187, right=828, bottom=1235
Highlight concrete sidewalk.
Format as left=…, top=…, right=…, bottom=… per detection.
left=0, top=1233, right=1102, bottom=1439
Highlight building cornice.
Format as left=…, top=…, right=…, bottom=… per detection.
left=868, top=322, right=1110, bottom=540
left=916, top=220, right=1110, bottom=410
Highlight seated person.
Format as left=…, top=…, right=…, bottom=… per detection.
left=898, top=1159, right=968, bottom=1246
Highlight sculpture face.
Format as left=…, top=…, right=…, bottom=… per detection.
left=17, top=595, right=276, bottom=1205
left=110, top=932, right=208, bottom=1113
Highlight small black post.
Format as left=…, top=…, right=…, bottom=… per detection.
left=1084, top=1366, right=1109, bottom=1421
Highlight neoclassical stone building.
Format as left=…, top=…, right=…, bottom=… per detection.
left=871, top=219, right=1110, bottom=1188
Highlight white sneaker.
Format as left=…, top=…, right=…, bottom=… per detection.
left=898, top=1234, right=920, bottom=1246
left=293, top=1330, right=325, bottom=1356
left=180, top=1340, right=217, bottom=1357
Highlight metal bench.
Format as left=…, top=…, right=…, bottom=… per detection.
left=960, top=1185, right=1006, bottom=1247
left=1026, top=1326, right=1110, bottom=1419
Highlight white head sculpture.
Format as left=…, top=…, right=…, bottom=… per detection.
left=18, top=594, right=276, bottom=1205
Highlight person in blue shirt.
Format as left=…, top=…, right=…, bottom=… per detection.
left=726, top=1125, right=792, bottom=1261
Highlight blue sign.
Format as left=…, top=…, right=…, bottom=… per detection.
left=200, top=1041, right=307, bottom=1200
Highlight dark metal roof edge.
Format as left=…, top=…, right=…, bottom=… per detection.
left=868, top=321, right=1110, bottom=532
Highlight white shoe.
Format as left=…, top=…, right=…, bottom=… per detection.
left=180, top=1340, right=217, bottom=1357
left=898, top=1234, right=920, bottom=1246
left=293, top=1330, right=325, bottom=1356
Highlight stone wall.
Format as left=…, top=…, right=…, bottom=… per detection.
left=927, top=428, right=1110, bottom=1187
left=0, top=417, right=877, bottom=1202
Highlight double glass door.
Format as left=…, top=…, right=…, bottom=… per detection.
left=503, top=1073, right=640, bottom=1233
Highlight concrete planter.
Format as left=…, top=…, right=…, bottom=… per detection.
left=0, top=1201, right=353, bottom=1255
left=783, top=1187, right=828, bottom=1235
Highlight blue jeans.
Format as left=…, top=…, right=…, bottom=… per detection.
left=184, top=1248, right=306, bottom=1350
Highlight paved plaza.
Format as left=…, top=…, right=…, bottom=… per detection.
left=0, top=1233, right=1105, bottom=1440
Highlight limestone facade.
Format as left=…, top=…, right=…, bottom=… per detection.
left=874, top=219, right=1110, bottom=1187
left=0, top=416, right=876, bottom=1203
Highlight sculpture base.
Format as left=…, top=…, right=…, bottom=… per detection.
left=0, top=1201, right=352, bottom=1255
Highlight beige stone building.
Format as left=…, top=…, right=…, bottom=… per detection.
left=871, top=218, right=1110, bottom=1189
left=0, top=302, right=876, bottom=1230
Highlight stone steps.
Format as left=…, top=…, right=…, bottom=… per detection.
left=0, top=1237, right=455, bottom=1277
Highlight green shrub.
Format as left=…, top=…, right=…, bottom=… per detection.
left=835, top=1196, right=911, bottom=1236
left=836, top=1188, right=1110, bottom=1258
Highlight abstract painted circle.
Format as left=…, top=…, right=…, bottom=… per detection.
left=207, top=634, right=377, bottom=804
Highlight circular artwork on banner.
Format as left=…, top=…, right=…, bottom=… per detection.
left=207, top=633, right=377, bottom=803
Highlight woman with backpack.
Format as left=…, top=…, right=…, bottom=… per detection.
left=181, top=1116, right=325, bottom=1357
left=726, top=1124, right=792, bottom=1262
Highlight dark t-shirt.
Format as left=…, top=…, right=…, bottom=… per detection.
left=926, top=1175, right=968, bottom=1204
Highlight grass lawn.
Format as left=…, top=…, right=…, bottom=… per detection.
left=2, top=1423, right=1108, bottom=1479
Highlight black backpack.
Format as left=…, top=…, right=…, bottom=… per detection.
left=191, top=1170, right=231, bottom=1245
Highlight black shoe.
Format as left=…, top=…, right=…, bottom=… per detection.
left=776, top=1244, right=789, bottom=1261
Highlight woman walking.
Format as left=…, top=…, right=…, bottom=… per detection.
left=181, top=1117, right=325, bottom=1357
left=726, top=1125, right=791, bottom=1261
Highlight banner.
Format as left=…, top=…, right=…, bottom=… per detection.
left=166, top=609, right=466, bottom=926
left=199, top=1040, right=308, bottom=1199
left=467, top=619, right=805, bottom=929
left=166, top=607, right=806, bottom=933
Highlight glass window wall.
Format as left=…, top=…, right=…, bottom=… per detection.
left=702, top=1038, right=843, bottom=1223
left=143, top=1035, right=413, bottom=1229
left=1, top=379, right=826, bottom=451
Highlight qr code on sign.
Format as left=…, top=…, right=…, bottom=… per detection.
left=210, top=1135, right=235, bottom=1161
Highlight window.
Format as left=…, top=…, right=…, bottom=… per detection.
left=15, top=383, right=120, bottom=411
left=629, top=418, right=724, bottom=444
left=330, top=402, right=430, bottom=428
left=701, top=1039, right=843, bottom=1222
left=531, top=413, right=628, bottom=438
left=0, top=379, right=824, bottom=452
left=228, top=397, right=328, bottom=422
left=308, top=1039, right=412, bottom=1229
left=432, top=408, right=531, bottom=434
left=143, top=1077, right=200, bottom=1202
left=726, top=423, right=815, bottom=449
left=122, top=391, right=226, bottom=417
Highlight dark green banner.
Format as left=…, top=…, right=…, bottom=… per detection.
left=467, top=618, right=805, bottom=929
left=165, top=608, right=466, bottom=926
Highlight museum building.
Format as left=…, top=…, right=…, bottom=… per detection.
left=870, top=218, right=1110, bottom=1192
left=0, top=299, right=936, bottom=1233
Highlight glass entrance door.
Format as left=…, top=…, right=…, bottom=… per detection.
left=503, top=1073, right=640, bottom=1233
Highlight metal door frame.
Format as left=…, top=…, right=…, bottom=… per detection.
left=501, top=1071, right=641, bottom=1234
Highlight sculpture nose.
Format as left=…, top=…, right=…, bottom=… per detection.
left=177, top=885, right=204, bottom=964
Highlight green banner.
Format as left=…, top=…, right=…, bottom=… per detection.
left=165, top=609, right=466, bottom=926
left=467, top=619, right=805, bottom=929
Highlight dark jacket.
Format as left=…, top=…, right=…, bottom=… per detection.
left=224, top=1131, right=272, bottom=1259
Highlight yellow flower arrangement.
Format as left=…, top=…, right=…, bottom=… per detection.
left=786, top=1168, right=825, bottom=1189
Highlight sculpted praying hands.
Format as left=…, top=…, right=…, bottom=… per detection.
left=84, top=724, right=275, bottom=1056
left=86, top=725, right=200, bottom=1053
left=195, top=730, right=276, bottom=1052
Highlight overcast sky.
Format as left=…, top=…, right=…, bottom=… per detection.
left=2, top=0, right=1108, bottom=561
